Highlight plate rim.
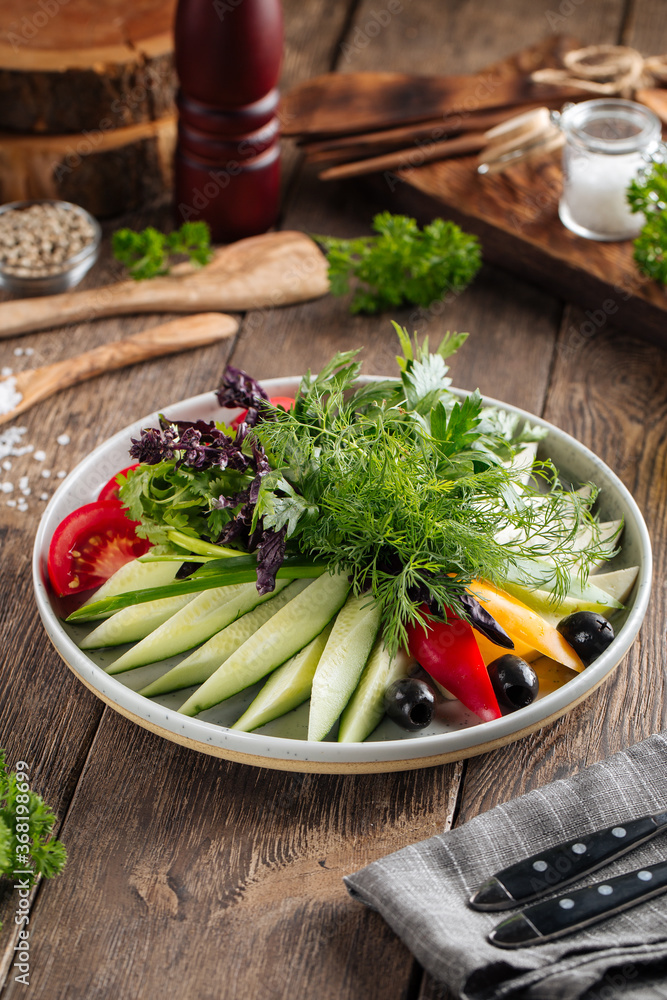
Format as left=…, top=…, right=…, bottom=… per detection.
left=32, top=377, right=653, bottom=769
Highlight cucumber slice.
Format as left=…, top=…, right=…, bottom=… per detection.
left=308, top=593, right=382, bottom=742
left=106, top=581, right=284, bottom=674
left=179, top=571, right=351, bottom=717
left=232, top=623, right=333, bottom=733
left=78, top=558, right=184, bottom=620
left=589, top=566, right=639, bottom=604
left=80, top=593, right=197, bottom=648
left=338, top=642, right=410, bottom=743
left=139, top=579, right=310, bottom=697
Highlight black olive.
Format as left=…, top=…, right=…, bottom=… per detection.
left=556, top=611, right=615, bottom=666
left=384, top=677, right=436, bottom=731
left=487, top=655, right=539, bottom=714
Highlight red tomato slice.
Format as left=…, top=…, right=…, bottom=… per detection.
left=230, top=396, right=295, bottom=430
left=97, top=464, right=140, bottom=503
left=48, top=500, right=151, bottom=596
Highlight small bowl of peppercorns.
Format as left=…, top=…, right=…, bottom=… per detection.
left=0, top=200, right=101, bottom=297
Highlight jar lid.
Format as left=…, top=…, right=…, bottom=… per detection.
left=560, top=98, right=662, bottom=154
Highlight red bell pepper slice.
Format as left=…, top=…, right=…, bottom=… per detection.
left=406, top=605, right=502, bottom=722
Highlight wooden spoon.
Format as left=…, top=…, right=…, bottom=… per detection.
left=0, top=312, right=237, bottom=425
left=0, top=230, right=329, bottom=339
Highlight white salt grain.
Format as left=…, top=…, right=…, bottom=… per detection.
left=0, top=426, right=31, bottom=460
left=40, top=492, right=48, bottom=501
left=1, top=367, right=12, bottom=377
left=24, top=348, right=34, bottom=356
left=57, top=470, right=67, bottom=479
left=41, top=469, right=51, bottom=478
left=13, top=348, right=23, bottom=357
left=1, top=482, right=13, bottom=493
left=18, top=476, right=28, bottom=489
left=0, top=375, right=22, bottom=416
left=56, top=434, right=70, bottom=446
left=21, top=488, right=31, bottom=496
left=6, top=499, right=16, bottom=507
left=2, top=460, right=10, bottom=471
left=34, top=450, right=46, bottom=461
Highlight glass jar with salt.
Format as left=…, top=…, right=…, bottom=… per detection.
left=556, top=99, right=662, bottom=241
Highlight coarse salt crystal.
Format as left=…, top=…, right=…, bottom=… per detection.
left=13, top=348, right=23, bottom=357
left=1, top=367, right=12, bottom=377
left=40, top=492, right=48, bottom=501
left=6, top=499, right=16, bottom=507
left=2, top=460, right=10, bottom=471
left=1, top=482, right=13, bottom=493
left=24, top=348, right=34, bottom=356
left=34, top=450, right=46, bottom=461
left=0, top=375, right=22, bottom=416
left=18, top=476, right=28, bottom=489
left=56, top=434, right=70, bottom=446
left=21, top=487, right=30, bottom=496
left=57, top=470, right=67, bottom=479
left=0, top=426, right=31, bottom=460
left=41, top=469, right=51, bottom=478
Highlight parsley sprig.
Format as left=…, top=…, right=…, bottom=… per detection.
left=112, top=222, right=213, bottom=280
left=627, top=162, right=667, bottom=284
left=0, top=752, right=66, bottom=895
left=314, top=212, right=481, bottom=314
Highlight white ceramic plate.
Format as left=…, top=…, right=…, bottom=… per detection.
left=32, top=378, right=652, bottom=773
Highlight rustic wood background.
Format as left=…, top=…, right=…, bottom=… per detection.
left=1, top=1, right=665, bottom=997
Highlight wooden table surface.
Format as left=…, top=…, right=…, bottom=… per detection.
left=1, top=1, right=666, bottom=997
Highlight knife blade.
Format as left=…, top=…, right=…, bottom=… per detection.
left=469, top=812, right=667, bottom=911
left=489, top=859, right=667, bottom=948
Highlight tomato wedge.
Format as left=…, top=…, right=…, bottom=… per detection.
left=47, top=500, right=151, bottom=596
left=97, top=464, right=140, bottom=503
left=230, top=396, right=295, bottom=430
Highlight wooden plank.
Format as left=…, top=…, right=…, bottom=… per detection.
left=0, top=713, right=462, bottom=1000
left=0, top=0, right=356, bottom=992
left=418, top=4, right=666, bottom=997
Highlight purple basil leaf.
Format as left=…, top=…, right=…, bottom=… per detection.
left=216, top=365, right=269, bottom=426
left=255, top=526, right=287, bottom=594
left=460, top=592, right=514, bottom=649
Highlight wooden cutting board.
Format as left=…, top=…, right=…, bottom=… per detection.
left=312, top=40, right=667, bottom=346
left=387, top=146, right=666, bottom=347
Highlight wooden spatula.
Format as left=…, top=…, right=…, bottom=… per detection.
left=0, top=312, right=237, bottom=425
left=0, top=230, right=329, bottom=339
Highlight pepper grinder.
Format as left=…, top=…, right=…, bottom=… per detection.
left=174, top=0, right=283, bottom=242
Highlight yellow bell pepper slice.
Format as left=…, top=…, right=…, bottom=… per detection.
left=474, top=632, right=539, bottom=667
left=468, top=580, right=585, bottom=673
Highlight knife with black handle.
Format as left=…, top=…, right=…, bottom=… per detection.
left=469, top=812, right=667, bottom=911
left=489, top=859, right=667, bottom=948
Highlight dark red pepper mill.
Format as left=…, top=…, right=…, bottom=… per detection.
left=174, top=0, right=283, bottom=242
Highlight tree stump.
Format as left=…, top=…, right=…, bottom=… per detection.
left=0, top=0, right=177, bottom=216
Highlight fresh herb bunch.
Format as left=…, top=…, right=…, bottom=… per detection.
left=112, top=222, right=213, bottom=280
left=0, top=752, right=66, bottom=894
left=252, top=324, right=608, bottom=653
left=315, top=212, right=481, bottom=314
left=118, top=325, right=612, bottom=654
left=627, top=162, right=667, bottom=284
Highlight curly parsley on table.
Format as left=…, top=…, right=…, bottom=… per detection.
left=627, top=162, right=667, bottom=285
left=315, top=212, right=481, bottom=314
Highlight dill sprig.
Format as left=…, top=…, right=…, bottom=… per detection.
left=253, top=325, right=608, bottom=655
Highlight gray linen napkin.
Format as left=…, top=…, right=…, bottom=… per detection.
left=344, top=732, right=667, bottom=1000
